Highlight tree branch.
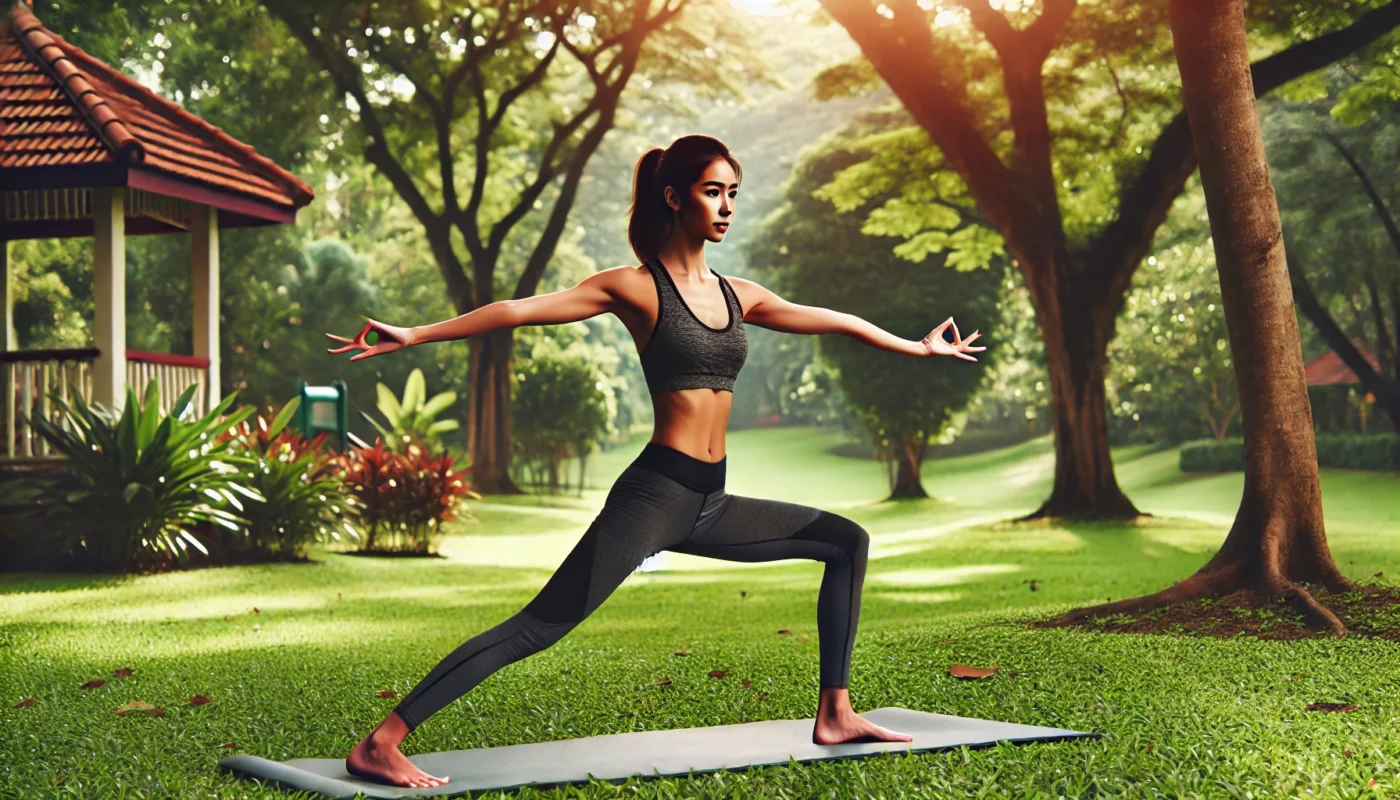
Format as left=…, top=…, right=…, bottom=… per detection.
left=1088, top=0, right=1400, bottom=309
left=818, top=0, right=1022, bottom=240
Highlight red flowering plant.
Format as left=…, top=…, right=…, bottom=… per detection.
left=215, top=397, right=362, bottom=559
left=330, top=436, right=477, bottom=554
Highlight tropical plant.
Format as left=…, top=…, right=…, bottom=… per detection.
left=23, top=379, right=259, bottom=573
left=331, top=438, right=477, bottom=554
left=362, top=367, right=460, bottom=453
left=218, top=397, right=362, bottom=558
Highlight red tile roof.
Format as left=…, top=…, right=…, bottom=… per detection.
left=1304, top=340, right=1381, bottom=386
left=0, top=5, right=313, bottom=208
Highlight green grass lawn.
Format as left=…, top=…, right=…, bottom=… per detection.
left=5, top=427, right=1400, bottom=798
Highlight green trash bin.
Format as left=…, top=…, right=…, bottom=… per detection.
left=296, top=378, right=348, bottom=451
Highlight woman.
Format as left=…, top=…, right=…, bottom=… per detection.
left=326, top=135, right=984, bottom=788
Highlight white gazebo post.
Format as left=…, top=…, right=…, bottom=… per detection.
left=92, top=187, right=126, bottom=414
left=191, top=204, right=220, bottom=411
left=1, top=241, right=13, bottom=351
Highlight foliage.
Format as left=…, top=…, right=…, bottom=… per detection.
left=330, top=438, right=477, bottom=554
left=749, top=113, right=1007, bottom=494
left=217, top=398, right=362, bottom=558
left=1104, top=183, right=1241, bottom=446
left=510, top=331, right=618, bottom=494
left=1181, top=432, right=1400, bottom=472
left=362, top=367, right=460, bottom=454
left=21, top=380, right=259, bottom=573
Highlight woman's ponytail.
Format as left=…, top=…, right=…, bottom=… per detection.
left=628, top=147, right=669, bottom=266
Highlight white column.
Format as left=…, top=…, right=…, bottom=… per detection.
left=92, top=187, right=126, bottom=414
left=191, top=204, right=220, bottom=410
left=1, top=241, right=14, bottom=350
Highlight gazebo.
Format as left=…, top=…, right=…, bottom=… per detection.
left=1303, top=339, right=1385, bottom=434
left=0, top=3, right=313, bottom=462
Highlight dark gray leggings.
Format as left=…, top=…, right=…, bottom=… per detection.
left=393, top=443, right=870, bottom=732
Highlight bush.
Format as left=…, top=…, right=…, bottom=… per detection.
left=330, top=438, right=478, bottom=554
left=217, top=397, right=362, bottom=559
left=1180, top=433, right=1400, bottom=473
left=20, top=380, right=258, bottom=573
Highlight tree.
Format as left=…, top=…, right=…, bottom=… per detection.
left=261, top=0, right=770, bottom=493
left=811, top=0, right=1400, bottom=519
left=750, top=119, right=1005, bottom=497
left=1053, top=0, right=1354, bottom=633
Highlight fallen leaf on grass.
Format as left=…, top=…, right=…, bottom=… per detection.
left=777, top=629, right=790, bottom=635
left=1289, top=674, right=1300, bottom=681
left=742, top=679, right=752, bottom=688
left=794, top=636, right=808, bottom=643
left=377, top=690, right=397, bottom=698
left=82, top=680, right=105, bottom=690
left=188, top=695, right=212, bottom=706
left=221, top=742, right=237, bottom=749
left=253, top=607, right=260, bottom=614
left=115, top=700, right=164, bottom=716
left=1306, top=703, right=1359, bottom=712
left=223, top=617, right=232, bottom=623
left=13, top=698, right=36, bottom=708
left=748, top=694, right=767, bottom=702
left=623, top=711, right=633, bottom=718
left=709, top=670, right=727, bottom=679
left=948, top=664, right=998, bottom=680
left=651, top=677, right=672, bottom=687
left=114, top=668, right=133, bottom=678
left=673, top=651, right=690, bottom=657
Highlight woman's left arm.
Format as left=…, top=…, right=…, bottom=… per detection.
left=730, top=277, right=935, bottom=357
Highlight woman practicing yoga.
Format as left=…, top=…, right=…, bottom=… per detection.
left=326, top=134, right=985, bottom=788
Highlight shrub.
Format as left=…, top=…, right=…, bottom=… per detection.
left=217, top=398, right=362, bottom=559
left=22, top=380, right=259, bottom=573
left=331, top=437, right=477, bottom=554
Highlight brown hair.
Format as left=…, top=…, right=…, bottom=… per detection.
left=627, top=134, right=742, bottom=265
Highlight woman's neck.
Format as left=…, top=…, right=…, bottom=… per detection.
left=655, top=238, right=709, bottom=280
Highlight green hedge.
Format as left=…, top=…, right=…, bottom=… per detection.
left=1180, top=433, right=1400, bottom=473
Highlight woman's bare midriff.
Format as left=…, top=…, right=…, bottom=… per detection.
left=648, top=388, right=731, bottom=463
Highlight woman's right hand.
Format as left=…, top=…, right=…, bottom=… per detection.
left=326, top=318, right=415, bottom=362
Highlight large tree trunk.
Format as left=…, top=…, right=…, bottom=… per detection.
left=1029, top=265, right=1142, bottom=520
left=1053, top=0, right=1353, bottom=633
left=467, top=330, right=523, bottom=495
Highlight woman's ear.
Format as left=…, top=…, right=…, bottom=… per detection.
left=664, top=185, right=681, bottom=213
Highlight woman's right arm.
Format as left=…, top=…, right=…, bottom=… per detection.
left=409, top=268, right=624, bottom=346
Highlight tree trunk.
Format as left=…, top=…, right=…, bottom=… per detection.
left=1021, top=261, right=1143, bottom=520
left=467, top=330, right=523, bottom=495
left=1053, top=0, right=1354, bottom=633
left=889, top=435, right=929, bottom=499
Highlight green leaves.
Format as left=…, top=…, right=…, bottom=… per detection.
left=363, top=367, right=460, bottom=453
left=21, top=377, right=258, bottom=572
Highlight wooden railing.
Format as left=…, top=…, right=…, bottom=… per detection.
left=2, top=347, right=97, bottom=459
left=126, top=350, right=209, bottom=420
left=3, top=348, right=209, bottom=460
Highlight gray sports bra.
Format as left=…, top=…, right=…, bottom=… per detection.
left=638, top=259, right=748, bottom=393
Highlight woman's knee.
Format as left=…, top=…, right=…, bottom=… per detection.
left=799, top=511, right=869, bottom=563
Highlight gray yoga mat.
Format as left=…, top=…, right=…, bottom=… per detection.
left=220, top=707, right=1099, bottom=798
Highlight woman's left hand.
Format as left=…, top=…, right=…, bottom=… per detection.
left=921, top=317, right=984, bottom=362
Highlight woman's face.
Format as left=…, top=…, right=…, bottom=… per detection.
left=665, top=157, right=738, bottom=244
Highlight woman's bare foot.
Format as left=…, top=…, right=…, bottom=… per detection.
left=344, top=712, right=449, bottom=789
left=811, top=687, right=914, bottom=746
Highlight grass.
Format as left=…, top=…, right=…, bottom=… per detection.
left=4, top=426, right=1400, bottom=798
